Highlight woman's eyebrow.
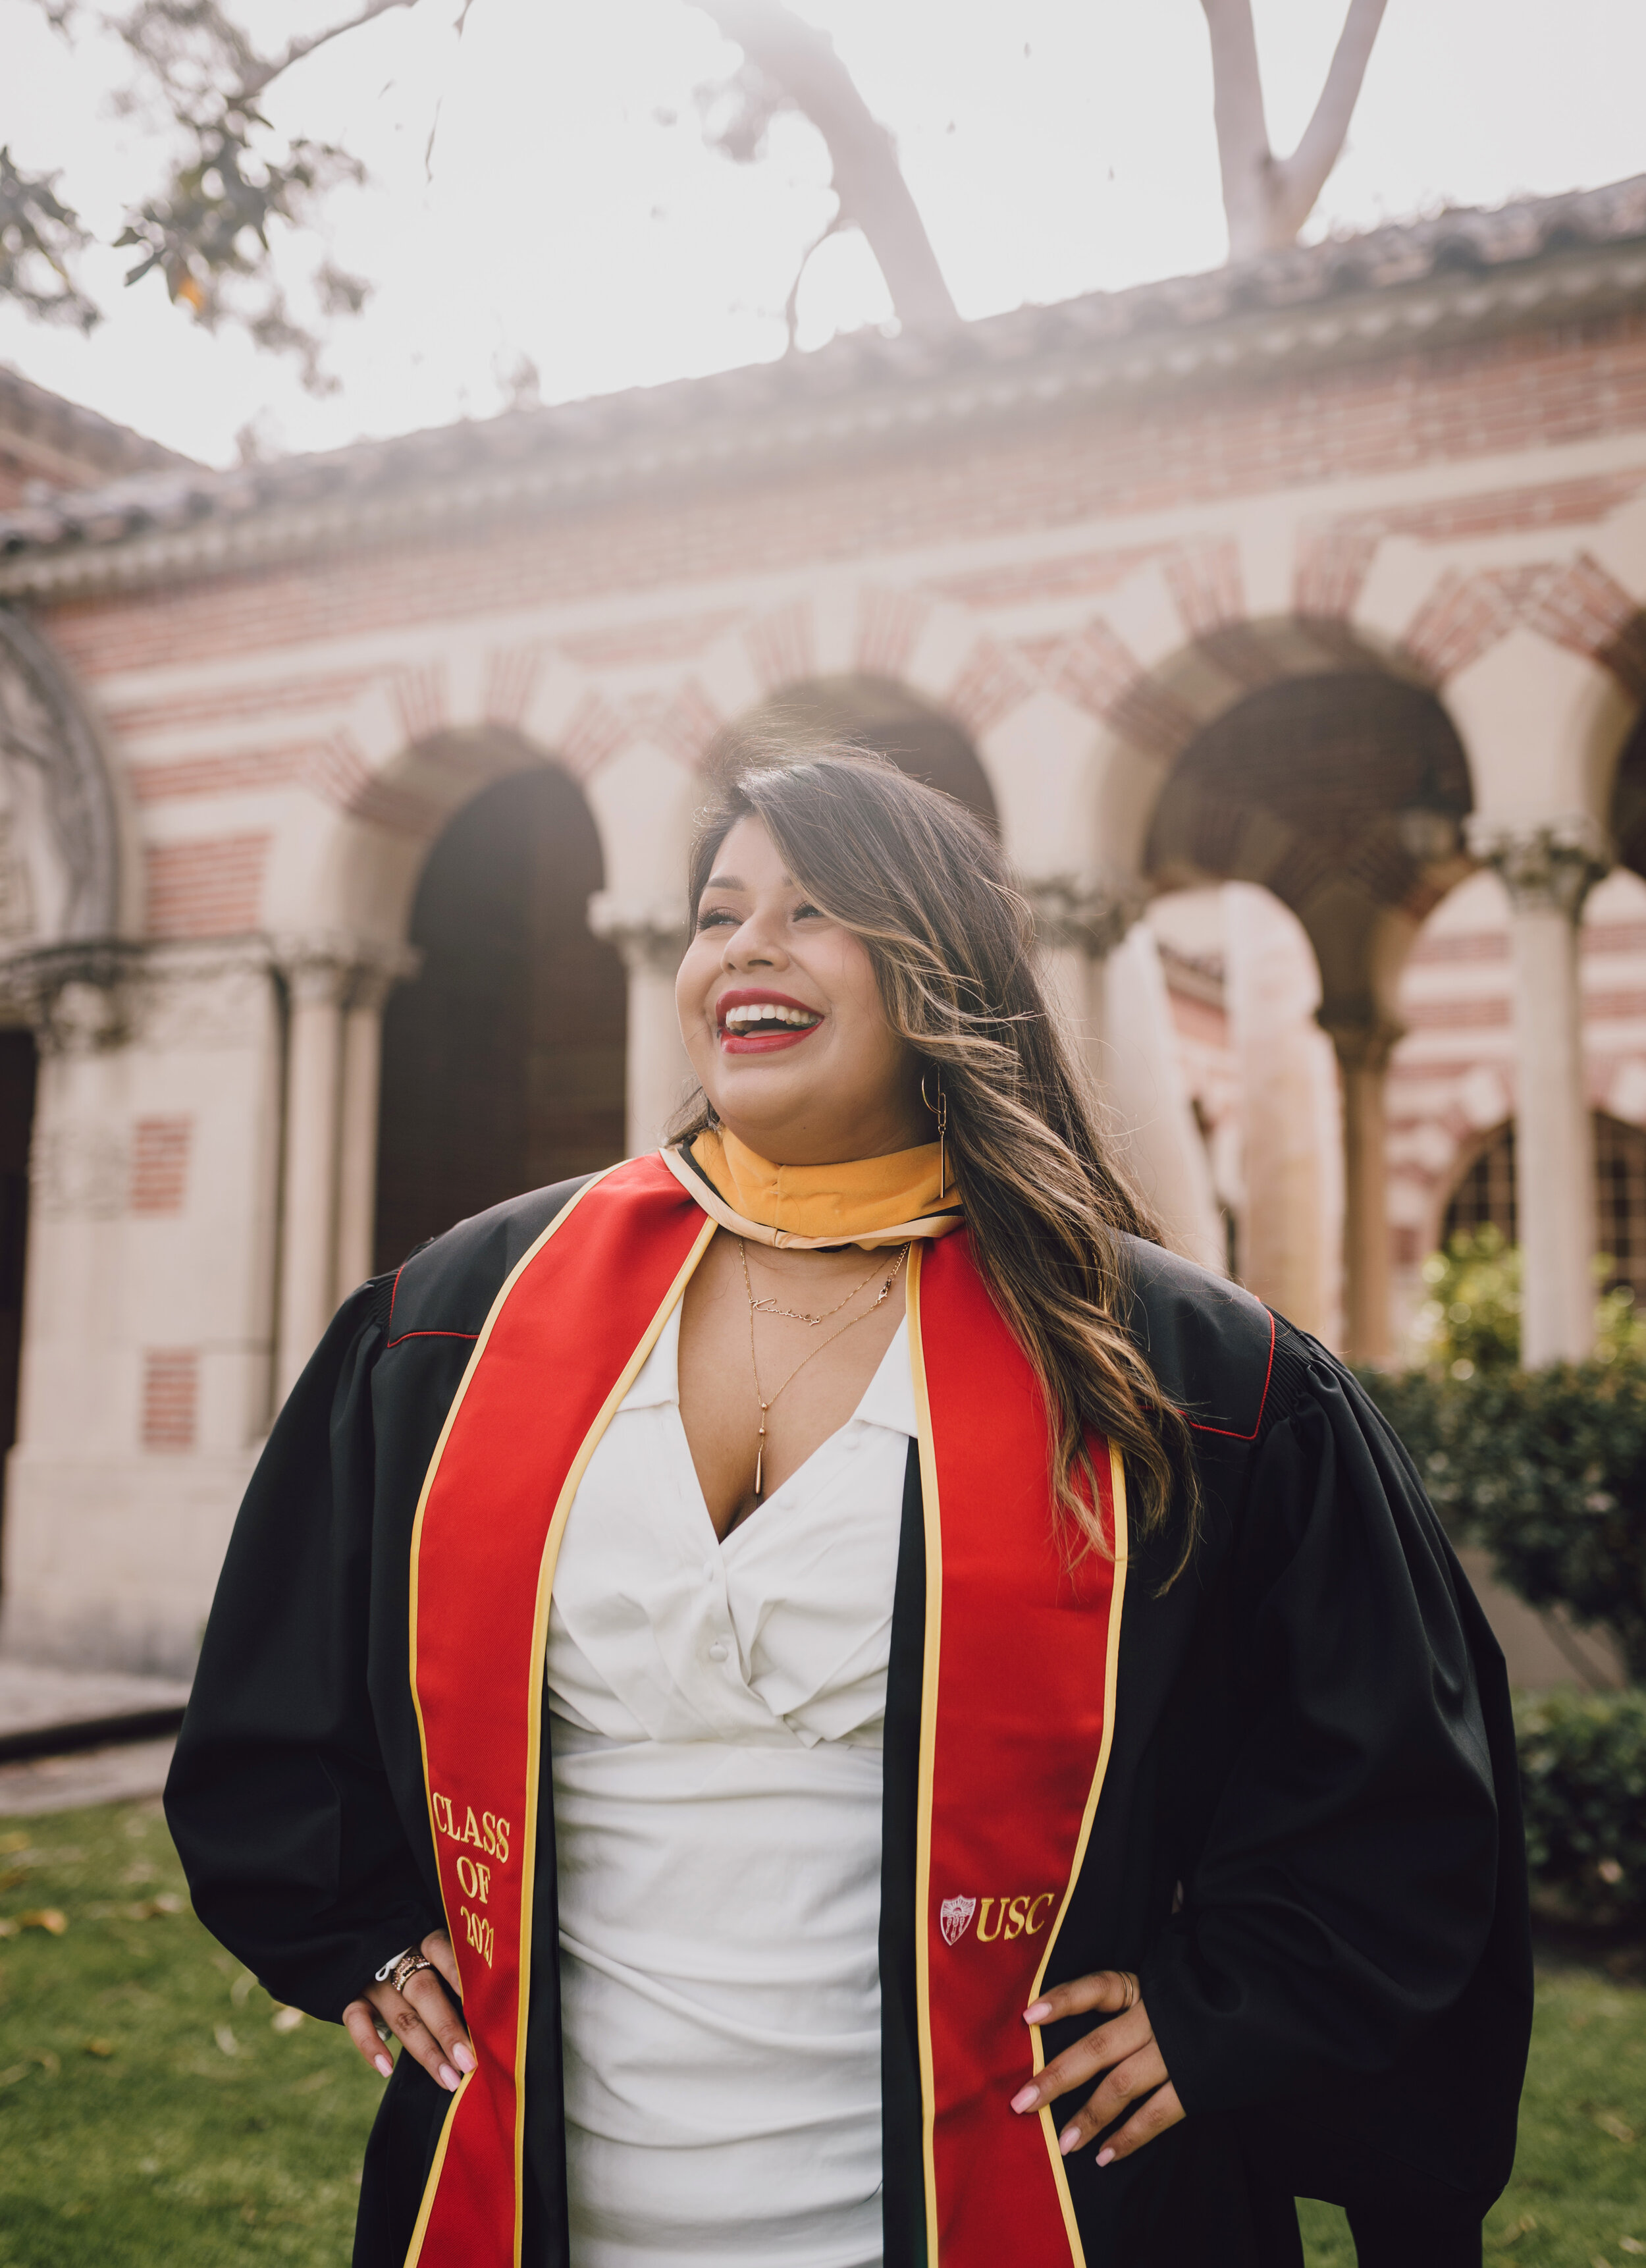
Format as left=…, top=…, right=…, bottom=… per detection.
left=701, top=871, right=745, bottom=892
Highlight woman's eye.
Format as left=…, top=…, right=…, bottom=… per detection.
left=695, top=907, right=736, bottom=931
left=793, top=902, right=824, bottom=921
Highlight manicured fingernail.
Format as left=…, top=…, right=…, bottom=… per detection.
left=1022, top=2000, right=1051, bottom=2024
left=1059, top=2124, right=1080, bottom=2156
left=1009, top=2084, right=1039, bottom=2115
left=374, top=2053, right=392, bottom=2078
left=1096, top=2147, right=1115, bottom=2167
left=452, top=2043, right=475, bottom=2073
left=438, top=2063, right=460, bottom=2091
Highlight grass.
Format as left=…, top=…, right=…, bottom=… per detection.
left=1, top=1795, right=1643, bottom=2266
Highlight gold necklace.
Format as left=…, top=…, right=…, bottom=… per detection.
left=741, top=1243, right=888, bottom=1326
left=737, top=1239, right=909, bottom=1496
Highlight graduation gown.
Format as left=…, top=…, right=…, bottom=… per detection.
left=165, top=1157, right=1531, bottom=2268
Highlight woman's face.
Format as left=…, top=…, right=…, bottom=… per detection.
left=676, top=815, right=929, bottom=1164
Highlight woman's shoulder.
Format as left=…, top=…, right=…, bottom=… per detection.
left=383, top=1175, right=599, bottom=1343
left=1115, top=1233, right=1277, bottom=1445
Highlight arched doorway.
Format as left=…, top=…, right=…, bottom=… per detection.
left=373, top=766, right=626, bottom=1270
left=720, top=675, right=997, bottom=831
left=1142, top=662, right=1473, bottom=1357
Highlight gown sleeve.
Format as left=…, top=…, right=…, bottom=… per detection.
left=1140, top=1341, right=1507, bottom=2119
left=165, top=1282, right=445, bottom=2021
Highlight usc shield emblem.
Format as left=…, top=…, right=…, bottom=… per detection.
left=940, top=1895, right=976, bottom=1947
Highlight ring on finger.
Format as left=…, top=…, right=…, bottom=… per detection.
left=1119, top=1972, right=1139, bottom=2011
left=388, top=1951, right=433, bottom=1995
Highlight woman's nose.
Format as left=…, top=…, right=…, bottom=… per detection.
left=724, top=919, right=786, bottom=968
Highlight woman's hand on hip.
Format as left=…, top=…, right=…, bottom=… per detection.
left=1010, top=1970, right=1184, bottom=2164
left=342, top=1930, right=475, bottom=2092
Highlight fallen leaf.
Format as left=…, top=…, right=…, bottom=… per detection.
left=83, top=2039, right=114, bottom=2059
left=271, top=2007, right=303, bottom=2034
left=17, top=1910, right=67, bottom=1935
left=230, top=1971, right=255, bottom=2007
left=1620, top=2242, right=1644, bottom=2257
left=214, top=2026, right=239, bottom=2058
left=34, top=2051, right=60, bottom=2077
left=1495, top=2218, right=1538, bottom=2248
left=0, top=2063, right=29, bottom=2087
left=290, top=2070, right=332, bottom=2094
left=1597, top=2113, right=1637, bottom=2146
left=0, top=1919, right=16, bottom=1939
left=0, top=1830, right=29, bottom=1853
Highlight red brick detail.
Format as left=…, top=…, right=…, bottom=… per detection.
left=144, top=832, right=271, bottom=938
left=944, top=637, right=1035, bottom=739
left=1524, top=554, right=1646, bottom=697
left=1585, top=921, right=1646, bottom=955
left=743, top=599, right=815, bottom=696
left=855, top=586, right=930, bottom=680
left=652, top=678, right=724, bottom=768
left=307, top=734, right=450, bottom=838
left=1164, top=538, right=1243, bottom=640
left=103, top=665, right=379, bottom=742
left=142, top=1348, right=198, bottom=1451
left=1581, top=988, right=1646, bottom=1020
left=557, top=609, right=743, bottom=670
left=129, top=742, right=311, bottom=803
left=1052, top=621, right=1198, bottom=759
left=1402, top=996, right=1512, bottom=1030
left=391, top=663, right=448, bottom=746
left=130, top=1116, right=192, bottom=1215
left=1407, top=929, right=1509, bottom=965
left=1402, top=570, right=1522, bottom=682
left=1294, top=470, right=1646, bottom=622
left=483, top=642, right=546, bottom=729
left=558, top=690, right=631, bottom=780
left=922, top=546, right=1165, bottom=610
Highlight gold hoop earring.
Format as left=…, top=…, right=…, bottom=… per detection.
left=920, top=1072, right=949, bottom=1201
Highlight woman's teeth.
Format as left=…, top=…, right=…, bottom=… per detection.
left=722, top=1004, right=819, bottom=1029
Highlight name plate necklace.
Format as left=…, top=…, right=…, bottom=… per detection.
left=737, top=1238, right=909, bottom=1496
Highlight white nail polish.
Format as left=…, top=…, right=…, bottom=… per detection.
left=374, top=2053, right=392, bottom=2078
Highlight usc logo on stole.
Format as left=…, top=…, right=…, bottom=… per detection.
left=940, top=1891, right=1057, bottom=1947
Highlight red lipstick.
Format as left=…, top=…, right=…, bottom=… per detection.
left=715, top=986, right=824, bottom=1055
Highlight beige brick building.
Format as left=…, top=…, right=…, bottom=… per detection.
left=5, top=176, right=1646, bottom=1673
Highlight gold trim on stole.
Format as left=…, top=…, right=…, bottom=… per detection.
left=403, top=1166, right=716, bottom=2267
left=1026, top=1444, right=1129, bottom=2266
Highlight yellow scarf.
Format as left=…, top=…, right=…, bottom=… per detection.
left=662, top=1126, right=964, bottom=1250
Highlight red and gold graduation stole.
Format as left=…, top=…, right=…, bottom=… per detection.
left=405, top=1154, right=1125, bottom=2268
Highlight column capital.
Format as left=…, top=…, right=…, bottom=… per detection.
left=1317, top=1007, right=1405, bottom=1073
left=0, top=936, right=139, bottom=1054
left=1466, top=816, right=1610, bottom=919
left=271, top=933, right=421, bottom=1010
left=1021, top=873, right=1147, bottom=959
left=587, top=892, right=685, bottom=974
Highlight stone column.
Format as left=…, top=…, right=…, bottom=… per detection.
left=1318, top=1012, right=1401, bottom=1365
left=275, top=949, right=350, bottom=1401
left=587, top=895, right=691, bottom=1157
left=333, top=948, right=419, bottom=1299
left=1021, top=874, right=1140, bottom=1077
left=1469, top=819, right=1608, bottom=1367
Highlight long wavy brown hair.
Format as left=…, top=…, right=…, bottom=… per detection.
left=672, top=747, right=1198, bottom=1577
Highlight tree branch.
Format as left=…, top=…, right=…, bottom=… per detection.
left=1270, top=0, right=1388, bottom=241
left=694, top=0, right=957, bottom=333
left=1200, top=0, right=1389, bottom=259
left=232, top=0, right=423, bottom=104
left=1198, top=0, right=1272, bottom=262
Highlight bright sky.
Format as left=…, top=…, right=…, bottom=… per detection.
left=4, top=0, right=1646, bottom=470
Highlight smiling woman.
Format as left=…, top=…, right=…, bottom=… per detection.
left=167, top=749, right=1529, bottom=2268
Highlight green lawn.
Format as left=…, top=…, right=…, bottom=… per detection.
left=0, top=1794, right=1642, bottom=2266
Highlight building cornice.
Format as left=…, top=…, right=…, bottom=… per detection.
left=5, top=182, right=1646, bottom=605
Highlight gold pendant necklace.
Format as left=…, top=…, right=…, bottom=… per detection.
left=742, top=1244, right=887, bottom=1326
left=738, top=1239, right=909, bottom=1496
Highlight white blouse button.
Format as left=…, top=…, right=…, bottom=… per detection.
left=707, top=1638, right=730, bottom=1663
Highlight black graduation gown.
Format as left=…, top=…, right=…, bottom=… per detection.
left=165, top=1178, right=1531, bottom=2268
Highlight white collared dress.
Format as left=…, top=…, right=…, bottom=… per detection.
left=545, top=1299, right=915, bottom=2268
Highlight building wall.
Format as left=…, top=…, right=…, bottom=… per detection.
left=6, top=294, right=1646, bottom=1667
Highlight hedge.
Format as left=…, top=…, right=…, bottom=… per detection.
left=1515, top=1688, right=1646, bottom=1930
